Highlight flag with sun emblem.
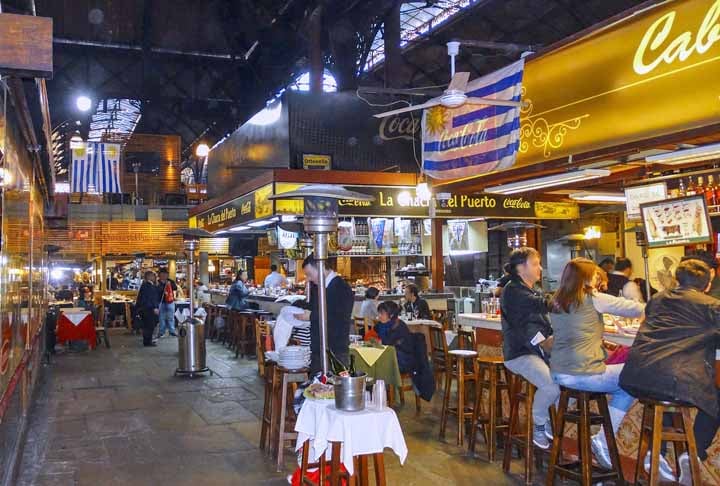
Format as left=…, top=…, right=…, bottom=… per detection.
left=95, top=143, right=122, bottom=193
left=422, top=59, right=524, bottom=180
left=70, top=142, right=122, bottom=193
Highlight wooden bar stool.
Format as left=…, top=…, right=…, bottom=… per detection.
left=270, top=365, right=309, bottom=471
left=634, top=398, right=703, bottom=486
left=440, top=349, right=478, bottom=446
left=469, top=356, right=510, bottom=462
left=428, top=325, right=449, bottom=394
left=298, top=440, right=385, bottom=486
left=259, top=361, right=276, bottom=453
left=546, top=386, right=624, bottom=486
left=255, top=318, right=272, bottom=377
left=217, top=305, right=230, bottom=344
left=234, top=311, right=256, bottom=358
left=503, top=371, right=551, bottom=485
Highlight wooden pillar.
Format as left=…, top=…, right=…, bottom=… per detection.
left=199, top=252, right=209, bottom=284
left=168, top=259, right=177, bottom=280
left=383, top=1, right=403, bottom=88
left=431, top=218, right=444, bottom=291
left=309, top=4, right=324, bottom=93
left=100, top=258, right=107, bottom=293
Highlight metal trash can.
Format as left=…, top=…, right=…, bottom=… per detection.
left=176, top=317, right=208, bottom=375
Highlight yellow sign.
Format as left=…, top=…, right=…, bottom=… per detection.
left=254, top=184, right=273, bottom=219
left=302, top=154, right=331, bottom=170
left=518, top=0, right=720, bottom=166
left=534, top=201, right=580, bottom=220
left=275, top=183, right=305, bottom=214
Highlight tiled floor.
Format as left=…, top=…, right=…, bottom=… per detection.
left=17, top=333, right=524, bottom=485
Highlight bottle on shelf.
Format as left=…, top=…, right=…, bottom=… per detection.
left=697, top=176, right=705, bottom=194
left=706, top=175, right=717, bottom=208
left=678, top=177, right=686, bottom=196
left=686, top=176, right=697, bottom=195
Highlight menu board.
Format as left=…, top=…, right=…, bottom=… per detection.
left=625, top=182, right=667, bottom=221
left=640, top=195, right=712, bottom=248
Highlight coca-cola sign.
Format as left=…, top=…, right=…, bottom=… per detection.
left=378, top=115, right=421, bottom=141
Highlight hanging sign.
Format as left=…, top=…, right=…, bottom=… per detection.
left=625, top=182, right=668, bottom=222
left=302, top=154, right=332, bottom=170
left=278, top=228, right=298, bottom=249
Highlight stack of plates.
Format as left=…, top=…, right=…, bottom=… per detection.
left=278, top=346, right=311, bottom=369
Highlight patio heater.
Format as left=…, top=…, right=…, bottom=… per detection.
left=269, top=185, right=374, bottom=374
left=168, top=228, right=215, bottom=377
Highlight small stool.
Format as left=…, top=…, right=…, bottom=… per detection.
left=503, top=371, right=551, bottom=485
left=469, top=356, right=510, bottom=462
left=217, top=306, right=230, bottom=344
left=634, top=398, right=703, bottom=486
left=546, top=386, right=624, bottom=486
left=259, top=361, right=276, bottom=452
left=270, top=365, right=309, bottom=471
left=439, top=349, right=478, bottom=446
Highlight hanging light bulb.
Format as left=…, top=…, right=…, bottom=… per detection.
left=195, top=143, right=210, bottom=157
left=70, top=132, right=84, bottom=149
left=416, top=178, right=432, bottom=201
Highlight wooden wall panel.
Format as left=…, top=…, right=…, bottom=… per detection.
left=122, top=133, right=182, bottom=204
left=46, top=221, right=184, bottom=259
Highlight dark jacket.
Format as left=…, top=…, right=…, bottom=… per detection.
left=309, top=276, right=354, bottom=371
left=500, top=277, right=552, bottom=362
left=136, top=280, right=160, bottom=312
left=619, top=287, right=720, bottom=418
left=606, top=273, right=629, bottom=298
left=708, top=276, right=720, bottom=300
left=226, top=280, right=250, bottom=310
left=403, top=298, right=432, bottom=320
left=380, top=318, right=435, bottom=401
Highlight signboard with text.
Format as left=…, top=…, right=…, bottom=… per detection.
left=432, top=193, right=535, bottom=219
left=196, top=192, right=254, bottom=232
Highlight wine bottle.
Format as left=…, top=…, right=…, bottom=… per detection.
left=326, top=349, right=349, bottom=376
left=706, top=175, right=717, bottom=207
left=678, top=177, right=686, bottom=196
left=687, top=176, right=697, bottom=195
left=349, top=354, right=356, bottom=377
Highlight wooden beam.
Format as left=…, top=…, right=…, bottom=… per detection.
left=0, top=13, right=52, bottom=78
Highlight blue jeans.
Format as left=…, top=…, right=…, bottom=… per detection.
left=158, top=302, right=176, bottom=336
left=552, top=363, right=634, bottom=432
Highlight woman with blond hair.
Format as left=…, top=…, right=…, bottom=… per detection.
left=549, top=257, right=644, bottom=469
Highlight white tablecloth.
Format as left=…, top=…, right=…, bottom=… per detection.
left=295, top=398, right=408, bottom=476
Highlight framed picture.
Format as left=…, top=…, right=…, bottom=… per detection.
left=640, top=194, right=712, bottom=248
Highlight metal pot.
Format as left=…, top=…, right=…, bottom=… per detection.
left=333, top=373, right=367, bottom=412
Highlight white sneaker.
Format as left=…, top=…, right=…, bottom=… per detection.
left=677, top=452, right=699, bottom=486
left=544, top=421, right=554, bottom=441
left=643, top=451, right=676, bottom=482
left=590, top=434, right=612, bottom=470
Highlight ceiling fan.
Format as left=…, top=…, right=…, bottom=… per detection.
left=365, top=41, right=526, bottom=119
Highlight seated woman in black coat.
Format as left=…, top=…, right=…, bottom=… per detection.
left=375, top=301, right=415, bottom=373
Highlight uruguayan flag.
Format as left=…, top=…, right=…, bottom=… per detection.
left=422, top=59, right=524, bottom=180
left=95, top=143, right=122, bottom=193
left=70, top=142, right=122, bottom=193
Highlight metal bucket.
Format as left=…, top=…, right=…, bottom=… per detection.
left=177, top=318, right=206, bottom=372
left=333, top=373, right=367, bottom=412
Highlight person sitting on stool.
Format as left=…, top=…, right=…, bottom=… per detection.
left=620, top=259, right=720, bottom=484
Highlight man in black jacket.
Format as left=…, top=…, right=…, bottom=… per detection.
left=403, top=284, right=432, bottom=320
left=620, top=259, right=720, bottom=484
left=302, top=255, right=354, bottom=374
left=135, top=271, right=160, bottom=347
left=500, top=247, right=558, bottom=450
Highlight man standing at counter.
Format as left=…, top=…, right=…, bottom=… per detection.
left=301, top=255, right=354, bottom=374
left=264, top=264, right=287, bottom=289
